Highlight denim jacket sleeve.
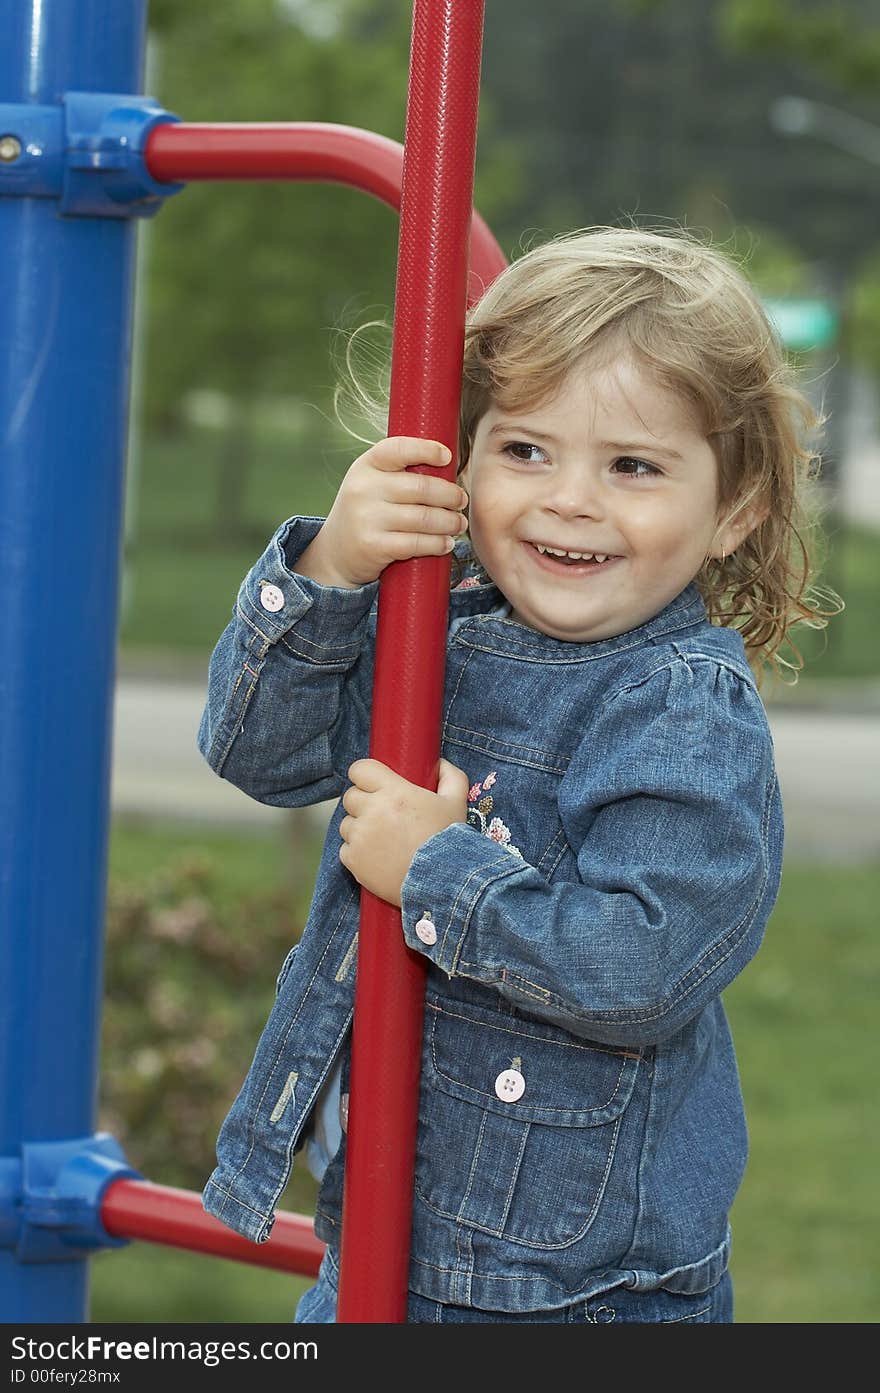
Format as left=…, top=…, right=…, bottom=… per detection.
left=197, top=516, right=378, bottom=806
left=400, top=655, right=782, bottom=1046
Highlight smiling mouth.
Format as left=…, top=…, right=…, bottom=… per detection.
left=526, top=542, right=620, bottom=568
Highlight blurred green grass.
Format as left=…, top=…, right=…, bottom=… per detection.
left=91, top=818, right=879, bottom=1323
left=120, top=425, right=345, bottom=655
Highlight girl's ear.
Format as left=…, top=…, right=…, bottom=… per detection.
left=711, top=498, right=769, bottom=561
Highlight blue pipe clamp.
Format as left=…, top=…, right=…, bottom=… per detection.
left=0, top=92, right=182, bottom=216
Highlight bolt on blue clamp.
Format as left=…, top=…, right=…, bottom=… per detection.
left=0, top=1135, right=141, bottom=1263
left=0, top=92, right=183, bottom=217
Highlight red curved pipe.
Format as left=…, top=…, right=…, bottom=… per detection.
left=101, top=1178, right=324, bottom=1276
left=144, top=120, right=507, bottom=304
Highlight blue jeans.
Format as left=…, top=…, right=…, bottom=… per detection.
left=294, top=1250, right=734, bottom=1324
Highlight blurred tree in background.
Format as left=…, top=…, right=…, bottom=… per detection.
left=141, top=0, right=880, bottom=432
left=139, top=0, right=520, bottom=537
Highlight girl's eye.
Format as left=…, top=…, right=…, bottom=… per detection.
left=503, top=441, right=548, bottom=464
left=612, top=456, right=661, bottom=478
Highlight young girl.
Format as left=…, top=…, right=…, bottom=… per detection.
left=198, top=227, right=833, bottom=1324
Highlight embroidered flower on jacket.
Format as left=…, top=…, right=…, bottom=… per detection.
left=487, top=816, right=512, bottom=844
left=466, top=773, right=522, bottom=857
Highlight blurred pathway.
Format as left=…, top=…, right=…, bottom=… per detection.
left=111, top=677, right=880, bottom=863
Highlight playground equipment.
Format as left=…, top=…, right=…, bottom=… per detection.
left=0, top=0, right=505, bottom=1322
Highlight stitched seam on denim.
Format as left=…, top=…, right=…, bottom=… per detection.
left=215, top=661, right=248, bottom=763
left=413, top=1114, right=622, bottom=1251
left=204, top=1181, right=270, bottom=1223
left=456, top=1111, right=501, bottom=1234
left=443, top=648, right=476, bottom=741
left=227, top=890, right=355, bottom=1184
left=426, top=1001, right=638, bottom=1062
left=443, top=737, right=568, bottom=775
left=617, top=1046, right=656, bottom=1272
left=463, top=1225, right=476, bottom=1306
left=446, top=723, right=565, bottom=763
left=663, top=1304, right=712, bottom=1323
left=235, top=603, right=277, bottom=647
left=409, top=1254, right=572, bottom=1298
left=213, top=664, right=260, bottom=772
left=453, top=1220, right=467, bottom=1303
left=496, top=974, right=552, bottom=1004
left=536, top=828, right=569, bottom=876
left=279, top=628, right=364, bottom=662
left=500, top=1123, right=530, bottom=1231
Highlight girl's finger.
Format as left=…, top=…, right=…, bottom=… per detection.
left=385, top=471, right=467, bottom=510
left=383, top=531, right=460, bottom=560
left=381, top=503, right=468, bottom=537
left=341, top=786, right=368, bottom=816
left=437, top=759, right=470, bottom=800
left=339, top=814, right=353, bottom=842
left=347, top=758, right=392, bottom=791
left=361, top=437, right=452, bottom=472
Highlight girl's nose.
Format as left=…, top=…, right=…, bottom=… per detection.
left=542, top=466, right=603, bottom=519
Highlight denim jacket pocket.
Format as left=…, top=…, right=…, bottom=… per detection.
left=415, top=993, right=640, bottom=1249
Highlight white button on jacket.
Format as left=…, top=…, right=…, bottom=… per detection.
left=259, top=583, right=284, bottom=613
left=494, top=1069, right=526, bottom=1102
left=415, top=917, right=437, bottom=945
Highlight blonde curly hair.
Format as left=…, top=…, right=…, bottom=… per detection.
left=336, top=225, right=841, bottom=682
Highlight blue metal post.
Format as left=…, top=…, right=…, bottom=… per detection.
left=0, top=0, right=148, bottom=1320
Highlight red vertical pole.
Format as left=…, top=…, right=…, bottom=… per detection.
left=336, top=0, right=486, bottom=1323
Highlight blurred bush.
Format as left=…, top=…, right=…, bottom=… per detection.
left=100, top=854, right=307, bottom=1195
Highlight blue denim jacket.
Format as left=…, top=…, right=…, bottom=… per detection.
left=199, top=515, right=783, bottom=1311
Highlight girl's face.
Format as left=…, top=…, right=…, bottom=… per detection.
left=463, top=355, right=736, bottom=643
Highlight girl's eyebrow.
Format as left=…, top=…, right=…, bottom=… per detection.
left=601, top=439, right=685, bottom=461
left=487, top=422, right=561, bottom=443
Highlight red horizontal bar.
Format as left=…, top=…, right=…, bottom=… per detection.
left=146, top=121, right=402, bottom=197
left=101, top=1178, right=324, bottom=1276
left=143, top=121, right=507, bottom=298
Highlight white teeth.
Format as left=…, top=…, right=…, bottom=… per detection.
left=534, top=544, right=611, bottom=563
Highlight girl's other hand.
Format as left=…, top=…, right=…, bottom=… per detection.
left=338, top=757, right=470, bottom=906
left=295, top=437, right=469, bottom=589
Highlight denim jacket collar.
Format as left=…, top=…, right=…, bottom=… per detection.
left=450, top=576, right=708, bottom=662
